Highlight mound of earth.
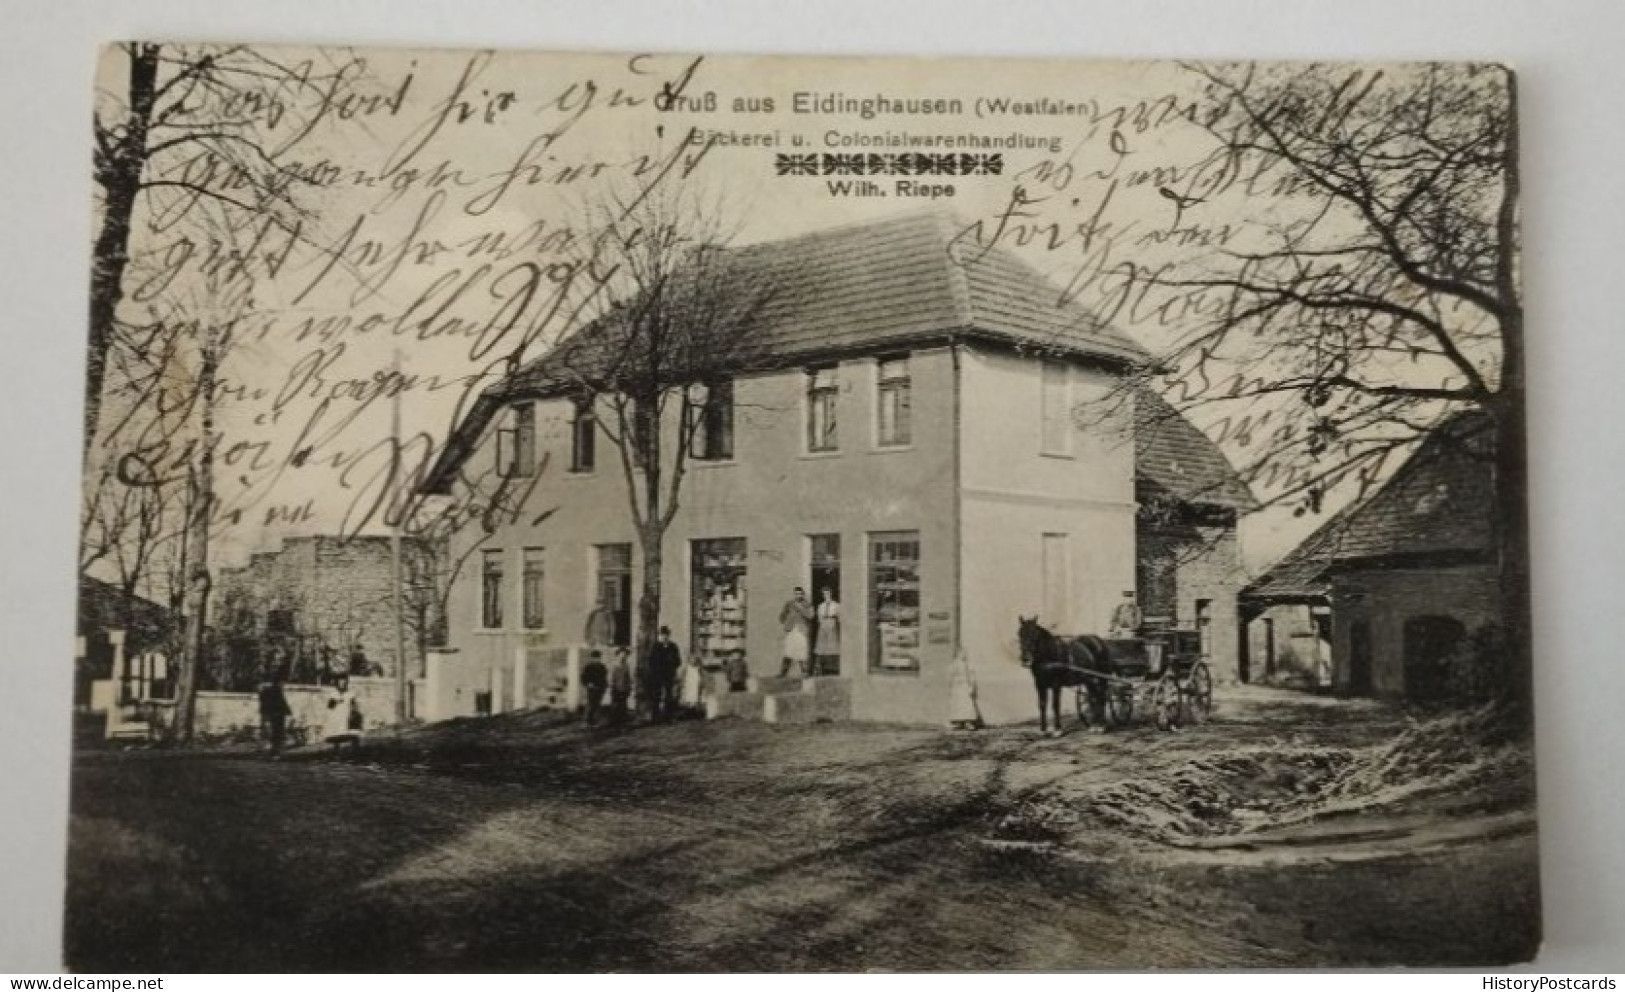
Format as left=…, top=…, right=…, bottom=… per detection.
left=994, top=705, right=1532, bottom=847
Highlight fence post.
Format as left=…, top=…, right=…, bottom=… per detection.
left=565, top=645, right=582, bottom=711
left=513, top=646, right=528, bottom=711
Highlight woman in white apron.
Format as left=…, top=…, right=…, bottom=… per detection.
left=813, top=588, right=841, bottom=676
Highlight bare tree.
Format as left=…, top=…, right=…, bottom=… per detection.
left=88, top=43, right=352, bottom=454
left=551, top=187, right=779, bottom=669
left=1131, top=62, right=1525, bottom=696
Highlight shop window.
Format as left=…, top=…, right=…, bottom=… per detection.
left=689, top=380, right=734, bottom=461
left=496, top=403, right=536, bottom=478
left=570, top=398, right=596, bottom=473
left=692, top=538, right=747, bottom=669
left=1041, top=361, right=1072, bottom=456
left=480, top=549, right=505, bottom=630
left=807, top=367, right=839, bottom=452
left=876, top=357, right=912, bottom=448
left=522, top=548, right=546, bottom=630
left=870, top=532, right=921, bottom=671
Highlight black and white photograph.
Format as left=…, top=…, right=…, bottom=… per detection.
left=35, top=37, right=1559, bottom=971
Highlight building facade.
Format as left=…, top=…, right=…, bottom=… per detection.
left=424, top=214, right=1253, bottom=725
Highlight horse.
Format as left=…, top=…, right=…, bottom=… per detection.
left=1016, top=616, right=1111, bottom=734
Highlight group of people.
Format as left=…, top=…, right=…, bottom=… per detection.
left=778, top=585, right=840, bottom=678
left=255, top=671, right=365, bottom=757
left=578, top=625, right=689, bottom=728
left=576, top=582, right=843, bottom=729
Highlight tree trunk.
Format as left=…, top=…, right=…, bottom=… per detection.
left=171, top=342, right=217, bottom=743
left=86, top=44, right=159, bottom=455
left=1491, top=67, right=1530, bottom=731
left=1491, top=360, right=1531, bottom=730
left=635, top=524, right=664, bottom=711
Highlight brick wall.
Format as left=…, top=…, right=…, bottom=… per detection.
left=1138, top=520, right=1246, bottom=682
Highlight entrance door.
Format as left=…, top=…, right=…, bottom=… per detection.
left=1403, top=615, right=1464, bottom=702
left=809, top=534, right=841, bottom=675
left=1348, top=619, right=1373, bottom=695
left=595, top=544, right=633, bottom=648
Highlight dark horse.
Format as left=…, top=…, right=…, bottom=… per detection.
left=1017, top=616, right=1111, bottom=733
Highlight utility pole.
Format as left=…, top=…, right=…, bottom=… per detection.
left=392, top=349, right=408, bottom=725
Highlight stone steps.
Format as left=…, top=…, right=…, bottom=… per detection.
left=705, top=674, right=852, bottom=724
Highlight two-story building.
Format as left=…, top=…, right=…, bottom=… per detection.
left=421, top=212, right=1250, bottom=725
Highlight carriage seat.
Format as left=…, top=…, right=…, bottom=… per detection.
left=1101, top=639, right=1152, bottom=678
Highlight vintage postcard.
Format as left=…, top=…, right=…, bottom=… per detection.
left=70, top=44, right=1535, bottom=970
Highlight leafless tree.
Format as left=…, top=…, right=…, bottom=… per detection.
left=549, top=185, right=780, bottom=669
left=1129, top=62, right=1525, bottom=695
left=88, top=43, right=355, bottom=455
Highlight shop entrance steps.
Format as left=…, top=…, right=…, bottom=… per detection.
left=705, top=674, right=852, bottom=724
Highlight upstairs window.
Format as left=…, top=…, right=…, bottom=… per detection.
left=570, top=398, right=596, bottom=473
left=1041, top=361, right=1072, bottom=456
left=876, top=356, right=912, bottom=448
left=630, top=402, right=656, bottom=469
left=496, top=402, right=537, bottom=478
left=689, top=380, right=735, bottom=461
left=522, top=548, right=546, bottom=630
left=480, top=550, right=505, bottom=630
left=806, top=367, right=839, bottom=452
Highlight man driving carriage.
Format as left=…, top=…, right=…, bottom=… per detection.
left=1108, top=590, right=1142, bottom=639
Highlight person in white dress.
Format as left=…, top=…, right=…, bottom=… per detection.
left=948, top=650, right=984, bottom=730
left=812, top=587, right=841, bottom=676
left=324, top=676, right=360, bottom=752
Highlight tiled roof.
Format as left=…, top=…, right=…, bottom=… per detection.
left=424, top=212, right=1147, bottom=492
left=77, top=575, right=177, bottom=652
left=1135, top=391, right=1258, bottom=512
left=500, top=211, right=1145, bottom=396
left=1242, top=411, right=1497, bottom=602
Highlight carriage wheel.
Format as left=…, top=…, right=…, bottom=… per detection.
left=1105, top=684, right=1134, bottom=727
left=1153, top=675, right=1182, bottom=732
left=1185, top=662, right=1214, bottom=723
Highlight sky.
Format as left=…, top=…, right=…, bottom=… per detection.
left=87, top=47, right=1481, bottom=582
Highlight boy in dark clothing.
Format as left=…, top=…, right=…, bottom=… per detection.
left=647, top=626, right=682, bottom=722
left=258, top=675, right=293, bottom=756
left=581, top=650, right=608, bottom=726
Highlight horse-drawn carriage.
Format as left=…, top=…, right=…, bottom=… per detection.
left=1017, top=617, right=1214, bottom=732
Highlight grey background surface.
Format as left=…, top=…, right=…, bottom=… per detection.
left=2, top=0, right=1620, bottom=974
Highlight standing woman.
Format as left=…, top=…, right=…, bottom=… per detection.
left=813, top=587, right=841, bottom=676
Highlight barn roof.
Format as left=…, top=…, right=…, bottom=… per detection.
left=1241, top=411, right=1497, bottom=603
left=77, top=575, right=177, bottom=652
left=423, top=211, right=1148, bottom=493
left=1135, top=391, right=1258, bottom=512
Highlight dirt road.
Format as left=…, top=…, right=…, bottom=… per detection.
left=65, top=688, right=1539, bottom=971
